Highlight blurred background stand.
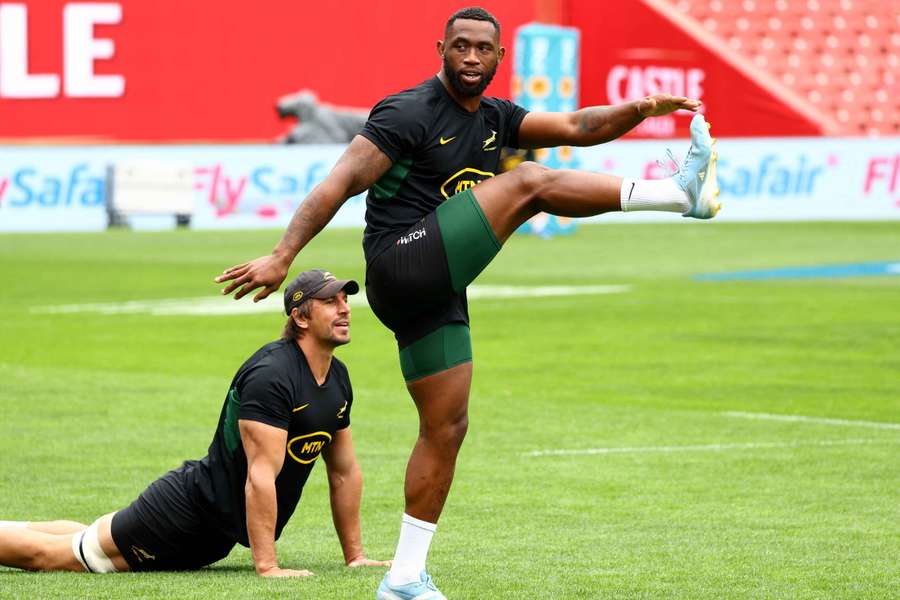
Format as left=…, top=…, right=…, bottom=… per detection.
left=106, top=161, right=195, bottom=229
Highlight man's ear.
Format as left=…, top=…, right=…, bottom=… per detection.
left=436, top=39, right=445, bottom=58
left=292, top=307, right=310, bottom=330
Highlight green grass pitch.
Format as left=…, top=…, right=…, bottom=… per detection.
left=1, top=221, right=898, bottom=599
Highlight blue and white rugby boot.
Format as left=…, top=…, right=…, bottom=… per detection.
left=376, top=570, right=447, bottom=600
left=674, top=113, right=721, bottom=219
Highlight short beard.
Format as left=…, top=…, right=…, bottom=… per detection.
left=442, top=56, right=497, bottom=97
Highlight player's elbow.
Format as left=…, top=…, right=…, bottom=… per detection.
left=245, top=465, right=277, bottom=495
left=328, top=461, right=361, bottom=490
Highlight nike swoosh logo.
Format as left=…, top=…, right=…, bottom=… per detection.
left=292, top=403, right=310, bottom=413
left=627, top=182, right=635, bottom=200
left=440, top=136, right=456, bottom=145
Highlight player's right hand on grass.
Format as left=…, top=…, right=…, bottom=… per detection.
left=215, top=254, right=291, bottom=302
left=258, top=566, right=314, bottom=577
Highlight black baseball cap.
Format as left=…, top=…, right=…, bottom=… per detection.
left=283, top=269, right=359, bottom=315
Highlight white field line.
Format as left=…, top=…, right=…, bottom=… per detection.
left=524, top=438, right=898, bottom=458
left=466, top=284, right=630, bottom=300
left=723, top=411, right=900, bottom=431
left=31, top=284, right=631, bottom=317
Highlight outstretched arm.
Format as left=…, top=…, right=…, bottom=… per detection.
left=517, top=94, right=701, bottom=148
left=216, top=135, right=393, bottom=301
left=321, top=427, right=390, bottom=568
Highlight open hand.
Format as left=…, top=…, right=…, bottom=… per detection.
left=258, top=566, right=314, bottom=577
left=347, top=556, right=392, bottom=568
left=637, top=94, right=701, bottom=117
left=215, top=254, right=291, bottom=302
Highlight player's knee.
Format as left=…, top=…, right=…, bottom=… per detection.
left=450, top=413, right=469, bottom=445
left=425, top=413, right=468, bottom=450
left=23, top=542, right=54, bottom=571
left=511, top=161, right=552, bottom=199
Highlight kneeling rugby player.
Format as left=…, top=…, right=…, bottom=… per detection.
left=0, top=269, right=388, bottom=577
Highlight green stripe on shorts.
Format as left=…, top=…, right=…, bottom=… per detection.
left=435, top=189, right=502, bottom=293
left=398, top=323, right=472, bottom=382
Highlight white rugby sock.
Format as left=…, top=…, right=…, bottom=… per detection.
left=387, top=513, right=436, bottom=586
left=620, top=178, right=690, bottom=213
left=0, top=521, right=29, bottom=528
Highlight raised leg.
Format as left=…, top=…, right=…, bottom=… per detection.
left=474, top=113, right=719, bottom=242
left=472, top=162, right=624, bottom=243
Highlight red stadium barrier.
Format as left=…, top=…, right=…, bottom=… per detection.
left=0, top=0, right=534, bottom=142
left=2, top=1, right=890, bottom=142
left=571, top=0, right=823, bottom=138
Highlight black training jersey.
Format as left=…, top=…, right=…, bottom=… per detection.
left=359, top=76, right=528, bottom=262
left=186, top=339, right=352, bottom=547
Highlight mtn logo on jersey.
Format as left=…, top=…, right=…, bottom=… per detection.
left=397, top=228, right=426, bottom=245
left=440, top=167, right=495, bottom=199
left=287, top=431, right=332, bottom=464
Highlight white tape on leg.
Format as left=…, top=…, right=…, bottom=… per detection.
left=70, top=520, right=117, bottom=573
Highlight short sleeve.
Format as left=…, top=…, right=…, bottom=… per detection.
left=336, top=363, right=353, bottom=430
left=496, top=99, right=529, bottom=149
left=237, top=364, right=293, bottom=430
left=359, top=94, right=429, bottom=163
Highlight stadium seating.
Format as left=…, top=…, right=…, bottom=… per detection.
left=660, top=0, right=900, bottom=136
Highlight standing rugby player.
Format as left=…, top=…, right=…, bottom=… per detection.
left=216, top=7, right=720, bottom=598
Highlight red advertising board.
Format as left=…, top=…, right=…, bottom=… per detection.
left=0, top=0, right=533, bottom=142
left=0, top=0, right=820, bottom=142
left=570, top=0, right=821, bottom=138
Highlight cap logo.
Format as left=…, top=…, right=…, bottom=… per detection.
left=292, top=291, right=304, bottom=302
left=322, top=271, right=336, bottom=282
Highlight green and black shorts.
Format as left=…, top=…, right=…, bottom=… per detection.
left=366, top=189, right=501, bottom=382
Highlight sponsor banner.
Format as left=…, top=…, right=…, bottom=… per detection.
left=0, top=0, right=532, bottom=142
left=512, top=24, right=580, bottom=116
left=0, top=145, right=365, bottom=232
left=512, top=23, right=580, bottom=237
left=569, top=0, right=821, bottom=138
left=577, top=137, right=900, bottom=222
left=1, top=0, right=822, bottom=143
left=1, top=138, right=897, bottom=232
left=513, top=23, right=581, bottom=174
